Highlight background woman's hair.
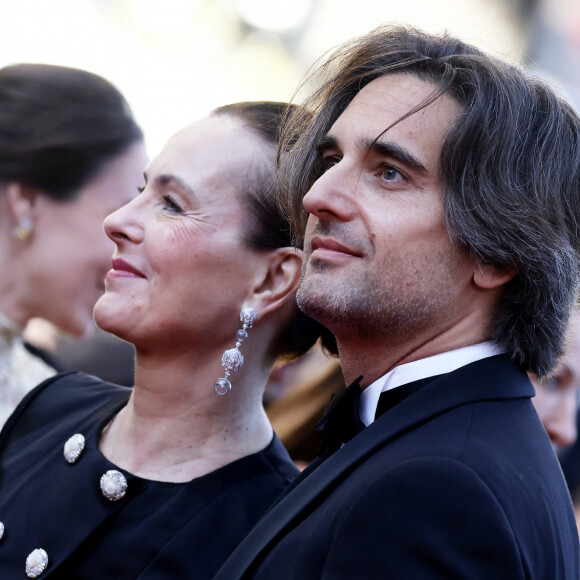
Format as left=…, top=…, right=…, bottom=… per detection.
left=0, top=63, right=143, bottom=200
left=212, top=101, right=336, bottom=359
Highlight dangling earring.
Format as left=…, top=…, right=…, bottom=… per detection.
left=12, top=217, right=32, bottom=240
left=214, top=307, right=257, bottom=396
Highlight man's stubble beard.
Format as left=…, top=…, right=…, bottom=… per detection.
left=296, top=248, right=463, bottom=346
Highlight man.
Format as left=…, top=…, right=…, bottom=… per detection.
left=216, top=26, right=580, bottom=578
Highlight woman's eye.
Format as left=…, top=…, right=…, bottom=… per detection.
left=381, top=166, right=403, bottom=182
left=163, top=195, right=183, bottom=213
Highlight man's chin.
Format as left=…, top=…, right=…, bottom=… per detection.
left=296, top=281, right=345, bottom=327
left=296, top=282, right=326, bottom=319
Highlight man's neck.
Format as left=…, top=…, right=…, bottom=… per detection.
left=358, top=341, right=504, bottom=426
left=336, top=314, right=493, bottom=388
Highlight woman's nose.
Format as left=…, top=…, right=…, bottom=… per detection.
left=104, top=196, right=144, bottom=245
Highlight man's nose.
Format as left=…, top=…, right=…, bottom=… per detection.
left=303, top=162, right=360, bottom=223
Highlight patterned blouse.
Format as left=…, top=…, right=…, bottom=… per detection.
left=0, top=312, right=56, bottom=429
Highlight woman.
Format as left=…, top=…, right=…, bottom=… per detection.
left=0, top=102, right=322, bottom=578
left=530, top=311, right=580, bottom=451
left=0, top=63, right=147, bottom=426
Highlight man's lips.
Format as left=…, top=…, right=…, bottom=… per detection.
left=110, top=258, right=146, bottom=278
left=309, top=236, right=362, bottom=258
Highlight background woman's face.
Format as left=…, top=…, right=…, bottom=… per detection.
left=530, top=315, right=580, bottom=451
left=94, top=116, right=271, bottom=352
left=27, top=142, right=148, bottom=337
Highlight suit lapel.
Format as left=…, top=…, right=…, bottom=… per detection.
left=215, top=354, right=533, bottom=579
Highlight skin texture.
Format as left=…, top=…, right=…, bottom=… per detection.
left=530, top=315, right=580, bottom=450
left=0, top=142, right=148, bottom=337
left=95, top=118, right=276, bottom=354
left=297, top=73, right=514, bottom=387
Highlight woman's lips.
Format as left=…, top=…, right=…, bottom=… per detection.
left=109, top=258, right=146, bottom=278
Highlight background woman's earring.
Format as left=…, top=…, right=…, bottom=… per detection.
left=12, top=217, right=32, bottom=240
left=214, top=307, right=257, bottom=396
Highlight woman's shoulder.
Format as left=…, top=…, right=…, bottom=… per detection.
left=212, top=434, right=300, bottom=493
left=0, top=371, right=131, bottom=448
left=15, top=371, right=129, bottom=416
left=258, top=434, right=301, bottom=483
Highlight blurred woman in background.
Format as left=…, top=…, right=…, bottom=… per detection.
left=0, top=63, right=146, bottom=426
left=530, top=311, right=580, bottom=451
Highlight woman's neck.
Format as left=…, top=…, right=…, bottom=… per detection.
left=0, top=289, right=29, bottom=330
left=0, top=228, right=32, bottom=329
left=99, top=349, right=273, bottom=483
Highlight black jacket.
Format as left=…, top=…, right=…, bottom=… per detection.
left=215, top=355, right=580, bottom=579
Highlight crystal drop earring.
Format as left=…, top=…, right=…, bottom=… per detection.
left=214, top=307, right=257, bottom=396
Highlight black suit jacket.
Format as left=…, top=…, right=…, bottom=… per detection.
left=215, top=355, right=580, bottom=579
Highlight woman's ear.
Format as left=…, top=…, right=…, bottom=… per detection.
left=6, top=182, right=38, bottom=239
left=249, top=247, right=303, bottom=318
left=473, top=262, right=517, bottom=290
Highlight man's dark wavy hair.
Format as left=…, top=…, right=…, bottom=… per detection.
left=278, top=25, right=580, bottom=376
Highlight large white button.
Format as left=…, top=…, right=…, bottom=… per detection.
left=26, top=548, right=48, bottom=578
left=100, top=470, right=128, bottom=501
left=63, top=433, right=85, bottom=464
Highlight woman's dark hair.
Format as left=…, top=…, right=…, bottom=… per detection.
left=211, top=101, right=336, bottom=359
left=0, top=63, right=143, bottom=200
left=278, top=25, right=580, bottom=376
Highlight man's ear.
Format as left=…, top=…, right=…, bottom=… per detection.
left=250, top=247, right=303, bottom=318
left=473, top=262, right=518, bottom=290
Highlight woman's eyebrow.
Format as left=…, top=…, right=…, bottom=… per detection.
left=153, top=173, right=197, bottom=197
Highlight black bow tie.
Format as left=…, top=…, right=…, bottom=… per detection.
left=316, top=374, right=439, bottom=459
left=316, top=376, right=365, bottom=458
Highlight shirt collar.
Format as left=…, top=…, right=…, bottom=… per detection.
left=359, top=341, right=505, bottom=426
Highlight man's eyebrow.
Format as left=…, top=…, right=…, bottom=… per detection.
left=317, top=135, right=337, bottom=153
left=317, top=133, right=428, bottom=175
left=361, top=136, right=428, bottom=174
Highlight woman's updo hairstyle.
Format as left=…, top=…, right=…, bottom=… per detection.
left=212, top=101, right=337, bottom=359
left=0, top=63, right=143, bottom=200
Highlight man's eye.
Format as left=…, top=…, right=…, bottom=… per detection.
left=322, top=156, right=340, bottom=171
left=381, top=166, right=403, bottom=182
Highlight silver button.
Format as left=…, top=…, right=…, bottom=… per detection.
left=100, top=470, right=128, bottom=501
left=26, top=548, right=48, bottom=578
left=0, top=521, right=4, bottom=540
left=63, top=433, right=85, bottom=464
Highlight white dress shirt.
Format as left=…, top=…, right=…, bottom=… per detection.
left=359, top=342, right=505, bottom=426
